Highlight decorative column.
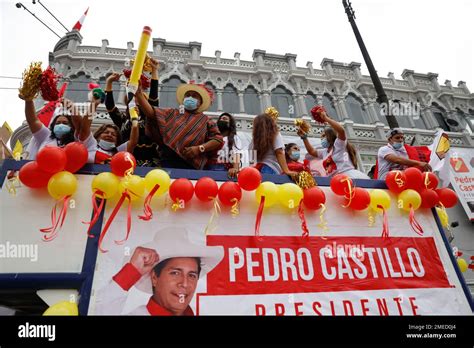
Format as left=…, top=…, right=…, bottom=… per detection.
left=216, top=90, right=223, bottom=112
left=238, top=93, right=245, bottom=113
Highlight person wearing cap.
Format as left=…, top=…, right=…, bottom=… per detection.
left=94, top=227, right=224, bottom=316
left=135, top=82, right=223, bottom=169
left=19, top=95, right=76, bottom=160
left=377, top=128, right=432, bottom=180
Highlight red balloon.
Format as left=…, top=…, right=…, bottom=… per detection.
left=422, top=172, right=439, bottom=190
left=169, top=178, right=194, bottom=203
left=345, top=187, right=370, bottom=210
left=303, top=186, right=326, bottom=210
left=218, top=182, right=242, bottom=206
left=195, top=177, right=218, bottom=202
left=404, top=167, right=423, bottom=192
left=19, top=161, right=53, bottom=189
left=36, top=146, right=66, bottom=174
left=238, top=167, right=262, bottom=191
left=420, top=189, right=439, bottom=209
left=385, top=170, right=407, bottom=194
left=330, top=174, right=353, bottom=196
left=110, top=152, right=137, bottom=177
left=436, top=188, right=458, bottom=208
left=64, top=142, right=88, bottom=173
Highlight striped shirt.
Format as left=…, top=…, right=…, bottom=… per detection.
left=146, top=107, right=223, bottom=169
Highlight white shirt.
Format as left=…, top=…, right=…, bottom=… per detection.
left=81, top=133, right=127, bottom=163
left=377, top=144, right=409, bottom=180
left=249, top=132, right=285, bottom=174
left=26, top=125, right=63, bottom=160
left=317, top=138, right=356, bottom=176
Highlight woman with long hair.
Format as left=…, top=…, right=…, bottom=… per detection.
left=297, top=110, right=369, bottom=179
left=19, top=95, right=76, bottom=160
left=284, top=143, right=307, bottom=173
left=250, top=113, right=297, bottom=178
left=207, top=112, right=242, bottom=178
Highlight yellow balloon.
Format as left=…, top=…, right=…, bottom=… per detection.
left=255, top=181, right=278, bottom=207
left=144, top=169, right=171, bottom=196
left=43, top=301, right=78, bottom=316
left=119, top=175, right=145, bottom=201
left=47, top=171, right=78, bottom=200
left=457, top=258, right=468, bottom=273
left=92, top=172, right=120, bottom=199
left=436, top=207, right=449, bottom=228
left=398, top=189, right=422, bottom=212
left=278, top=183, right=303, bottom=209
left=369, top=189, right=391, bottom=213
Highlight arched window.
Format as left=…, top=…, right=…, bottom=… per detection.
left=431, top=104, right=450, bottom=131
left=456, top=108, right=473, bottom=134
left=304, top=92, right=317, bottom=116
left=345, top=94, right=368, bottom=124
left=65, top=73, right=91, bottom=102
left=322, top=94, right=339, bottom=120
left=391, top=100, right=412, bottom=128
left=243, top=86, right=260, bottom=115
left=222, top=84, right=239, bottom=113
left=160, top=76, right=185, bottom=108
left=205, top=82, right=218, bottom=112
left=271, top=85, right=295, bottom=118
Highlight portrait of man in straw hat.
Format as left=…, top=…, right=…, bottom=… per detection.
left=136, top=81, right=224, bottom=170
left=94, top=227, right=224, bottom=316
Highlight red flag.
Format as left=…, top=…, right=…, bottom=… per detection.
left=72, top=7, right=89, bottom=31
left=37, top=83, right=68, bottom=127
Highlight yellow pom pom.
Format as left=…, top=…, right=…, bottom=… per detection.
left=18, top=62, right=43, bottom=100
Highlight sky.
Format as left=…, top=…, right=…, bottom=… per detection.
left=0, top=0, right=473, bottom=145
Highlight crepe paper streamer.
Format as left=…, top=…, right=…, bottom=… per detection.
left=39, top=195, right=72, bottom=242
left=317, top=203, right=329, bottom=240
left=298, top=201, right=310, bottom=238
left=204, top=198, right=222, bottom=235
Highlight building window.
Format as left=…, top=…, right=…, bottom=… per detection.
left=271, top=85, right=295, bottom=118
left=304, top=93, right=317, bottom=116
left=431, top=104, right=450, bottom=131
left=222, top=84, right=239, bottom=114
left=391, top=100, right=413, bottom=128
left=243, top=86, right=260, bottom=115
left=64, top=73, right=91, bottom=103
left=345, top=94, right=368, bottom=124
left=205, top=82, right=218, bottom=112
left=456, top=109, right=473, bottom=134
left=160, top=76, right=185, bottom=108
left=322, top=94, right=339, bottom=120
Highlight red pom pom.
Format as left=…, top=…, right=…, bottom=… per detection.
left=40, top=66, right=60, bottom=101
left=310, top=105, right=326, bottom=123
left=122, top=69, right=151, bottom=90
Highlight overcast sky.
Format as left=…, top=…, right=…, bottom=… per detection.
left=1, top=0, right=473, bottom=143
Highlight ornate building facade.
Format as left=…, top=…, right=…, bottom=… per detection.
left=11, top=30, right=474, bottom=174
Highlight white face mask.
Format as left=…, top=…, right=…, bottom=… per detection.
left=98, top=139, right=116, bottom=151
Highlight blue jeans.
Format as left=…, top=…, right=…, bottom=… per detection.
left=259, top=164, right=277, bottom=175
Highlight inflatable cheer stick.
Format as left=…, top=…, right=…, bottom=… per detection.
left=127, top=26, right=152, bottom=125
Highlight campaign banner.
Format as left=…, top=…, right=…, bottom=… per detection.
left=88, top=182, right=473, bottom=316
left=450, top=147, right=474, bottom=220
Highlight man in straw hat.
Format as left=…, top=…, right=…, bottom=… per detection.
left=136, top=81, right=223, bottom=169
left=94, top=227, right=224, bottom=316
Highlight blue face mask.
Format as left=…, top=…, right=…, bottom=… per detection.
left=321, top=138, right=329, bottom=148
left=290, top=151, right=300, bottom=161
left=98, top=139, right=116, bottom=151
left=392, top=142, right=403, bottom=150
left=183, top=97, right=199, bottom=111
left=53, top=124, right=71, bottom=138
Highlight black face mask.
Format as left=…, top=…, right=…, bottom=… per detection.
left=217, top=121, right=230, bottom=132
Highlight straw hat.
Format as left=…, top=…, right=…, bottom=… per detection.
left=176, top=82, right=214, bottom=113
